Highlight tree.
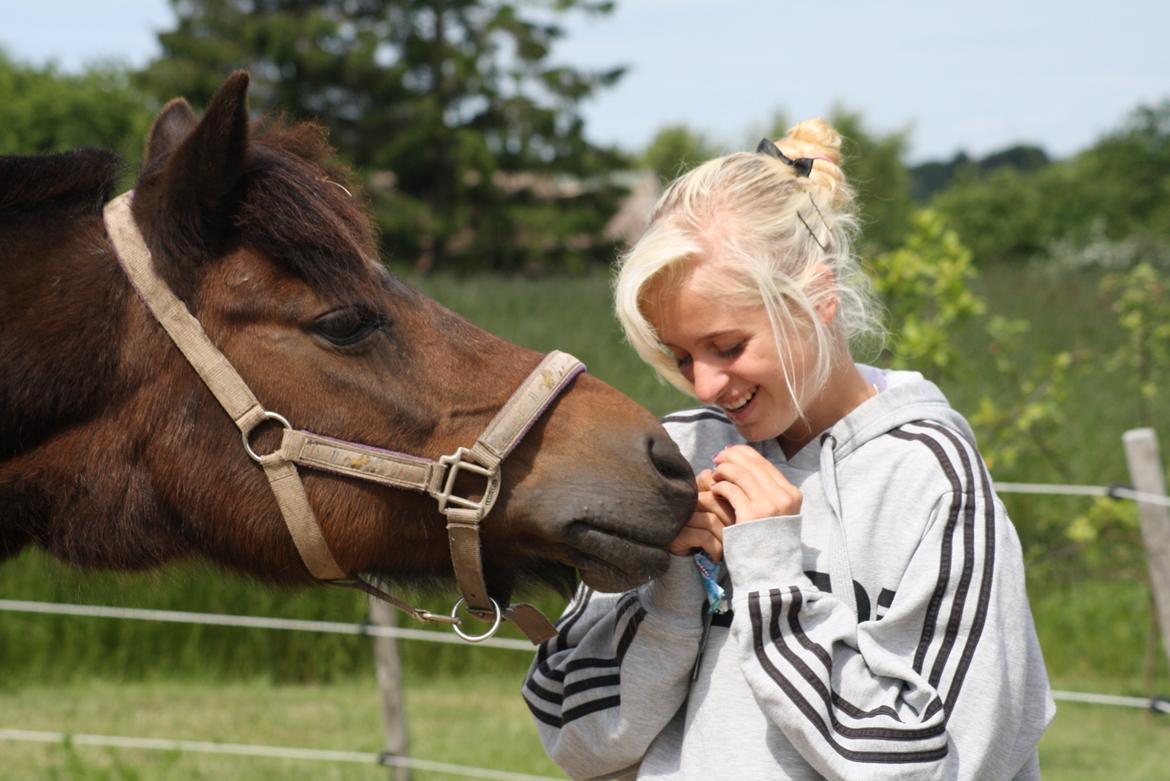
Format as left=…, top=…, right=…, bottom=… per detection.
left=928, top=100, right=1170, bottom=266
left=141, top=0, right=629, bottom=272
left=909, top=145, right=1049, bottom=203
left=642, top=124, right=718, bottom=182
left=0, top=51, right=154, bottom=167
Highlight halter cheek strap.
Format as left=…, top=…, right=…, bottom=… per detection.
left=103, top=191, right=581, bottom=644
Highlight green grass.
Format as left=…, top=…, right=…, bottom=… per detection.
left=0, top=675, right=1167, bottom=780
left=0, top=676, right=563, bottom=780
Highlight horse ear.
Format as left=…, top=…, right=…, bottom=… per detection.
left=177, top=70, right=251, bottom=214
left=133, top=71, right=252, bottom=296
left=144, top=98, right=198, bottom=165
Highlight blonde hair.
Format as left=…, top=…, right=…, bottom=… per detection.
left=614, top=118, right=883, bottom=414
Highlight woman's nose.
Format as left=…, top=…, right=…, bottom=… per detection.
left=692, top=360, right=727, bottom=403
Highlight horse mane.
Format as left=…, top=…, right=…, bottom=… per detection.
left=0, top=148, right=122, bottom=218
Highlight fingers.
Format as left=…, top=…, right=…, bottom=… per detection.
left=669, top=509, right=726, bottom=561
left=715, top=445, right=795, bottom=494
left=709, top=479, right=753, bottom=522
left=711, top=460, right=769, bottom=505
left=695, top=468, right=715, bottom=492
left=696, top=489, right=736, bottom=526
left=710, top=445, right=802, bottom=522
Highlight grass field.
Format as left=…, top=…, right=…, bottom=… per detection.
left=0, top=675, right=1167, bottom=780
left=2, top=265, right=1169, bottom=777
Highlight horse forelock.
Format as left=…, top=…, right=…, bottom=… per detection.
left=234, top=118, right=385, bottom=307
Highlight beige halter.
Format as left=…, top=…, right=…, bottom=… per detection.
left=103, top=191, right=582, bottom=644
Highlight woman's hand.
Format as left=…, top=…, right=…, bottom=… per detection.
left=668, top=469, right=737, bottom=562
left=710, top=445, right=801, bottom=524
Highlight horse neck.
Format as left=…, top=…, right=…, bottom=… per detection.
left=0, top=211, right=189, bottom=568
left=0, top=212, right=129, bottom=458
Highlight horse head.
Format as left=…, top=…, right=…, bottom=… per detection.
left=0, top=72, right=695, bottom=619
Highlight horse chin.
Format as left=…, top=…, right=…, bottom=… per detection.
left=564, top=524, right=673, bottom=594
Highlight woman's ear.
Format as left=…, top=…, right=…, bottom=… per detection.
left=811, top=262, right=838, bottom=324
left=817, top=294, right=839, bottom=325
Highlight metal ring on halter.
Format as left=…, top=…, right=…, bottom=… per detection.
left=242, top=411, right=293, bottom=462
left=450, top=597, right=503, bottom=643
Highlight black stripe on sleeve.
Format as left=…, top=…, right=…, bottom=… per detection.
left=615, top=605, right=647, bottom=664
left=525, top=678, right=564, bottom=706
left=748, top=590, right=948, bottom=764
left=525, top=686, right=623, bottom=729
left=525, top=696, right=563, bottom=728
left=563, top=695, right=622, bottom=725
left=887, top=426, right=965, bottom=676
left=526, top=591, right=645, bottom=731
left=536, top=654, right=622, bottom=683
left=915, top=421, right=997, bottom=714
left=773, top=588, right=944, bottom=740
left=892, top=421, right=997, bottom=717
left=564, top=674, right=622, bottom=697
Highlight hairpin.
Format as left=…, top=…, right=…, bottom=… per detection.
left=755, top=139, right=831, bottom=251
left=796, top=212, right=827, bottom=252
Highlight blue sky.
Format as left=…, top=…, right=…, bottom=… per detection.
left=3, top=1, right=1167, bottom=163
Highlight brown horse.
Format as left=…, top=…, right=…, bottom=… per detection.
left=0, top=72, right=695, bottom=620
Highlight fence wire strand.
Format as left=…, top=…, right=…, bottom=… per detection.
left=994, top=481, right=1170, bottom=506
left=0, top=598, right=533, bottom=650
left=0, top=729, right=563, bottom=781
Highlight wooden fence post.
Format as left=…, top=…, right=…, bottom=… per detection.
left=369, top=590, right=411, bottom=781
left=1122, top=428, right=1170, bottom=677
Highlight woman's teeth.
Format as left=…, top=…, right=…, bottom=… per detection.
left=724, top=388, right=756, bottom=412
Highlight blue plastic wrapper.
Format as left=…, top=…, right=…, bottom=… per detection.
left=693, top=551, right=729, bottom=614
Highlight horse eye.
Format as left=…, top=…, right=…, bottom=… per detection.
left=312, top=307, right=386, bottom=347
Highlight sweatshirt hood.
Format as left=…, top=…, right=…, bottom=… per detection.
left=825, top=364, right=976, bottom=461
left=810, top=365, right=976, bottom=619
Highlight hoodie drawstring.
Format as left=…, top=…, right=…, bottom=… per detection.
left=819, top=434, right=858, bottom=618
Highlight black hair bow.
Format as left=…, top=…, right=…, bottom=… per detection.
left=756, top=137, right=814, bottom=177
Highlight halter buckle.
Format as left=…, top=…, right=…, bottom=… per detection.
left=434, top=447, right=500, bottom=519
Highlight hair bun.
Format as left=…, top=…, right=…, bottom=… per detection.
left=775, top=118, right=849, bottom=207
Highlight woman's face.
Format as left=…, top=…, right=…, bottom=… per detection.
left=652, top=271, right=814, bottom=443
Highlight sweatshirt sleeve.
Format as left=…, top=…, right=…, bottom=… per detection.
left=723, top=468, right=1052, bottom=779
left=522, top=554, right=708, bottom=781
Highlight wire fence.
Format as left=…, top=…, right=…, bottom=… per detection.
left=2, top=476, right=1167, bottom=776
left=995, top=481, right=1170, bottom=506
left=0, top=598, right=533, bottom=650
left=1, top=595, right=1166, bottom=716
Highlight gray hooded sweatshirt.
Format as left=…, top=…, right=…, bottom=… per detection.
left=523, top=367, right=1055, bottom=780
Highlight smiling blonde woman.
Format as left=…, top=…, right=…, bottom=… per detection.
left=523, top=119, right=1055, bottom=780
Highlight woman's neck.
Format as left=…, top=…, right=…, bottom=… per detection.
left=777, top=358, right=876, bottom=459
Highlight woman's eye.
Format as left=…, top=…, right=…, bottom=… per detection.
left=674, top=354, right=692, bottom=370
left=312, top=308, right=386, bottom=347
left=715, top=342, right=744, bottom=359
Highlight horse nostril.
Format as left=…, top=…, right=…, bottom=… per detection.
left=646, top=432, right=693, bottom=484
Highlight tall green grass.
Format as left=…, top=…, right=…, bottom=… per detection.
left=1, top=266, right=1167, bottom=696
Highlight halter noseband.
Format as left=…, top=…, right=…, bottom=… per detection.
left=103, top=191, right=580, bottom=644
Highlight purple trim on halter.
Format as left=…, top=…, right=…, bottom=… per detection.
left=498, top=362, right=587, bottom=461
